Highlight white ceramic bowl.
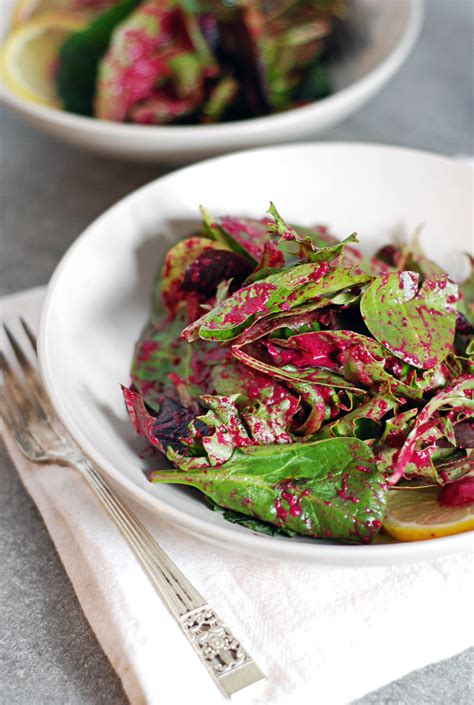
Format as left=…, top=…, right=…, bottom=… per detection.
left=38, top=142, right=474, bottom=565
left=0, top=0, right=423, bottom=163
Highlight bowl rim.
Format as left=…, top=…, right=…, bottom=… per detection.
left=37, top=140, right=474, bottom=564
left=0, top=0, right=424, bottom=141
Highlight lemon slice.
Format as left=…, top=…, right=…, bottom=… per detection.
left=383, top=487, right=474, bottom=542
left=11, top=0, right=97, bottom=27
left=1, top=12, right=86, bottom=107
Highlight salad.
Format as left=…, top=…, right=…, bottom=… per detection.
left=3, top=0, right=352, bottom=123
left=123, top=204, right=474, bottom=545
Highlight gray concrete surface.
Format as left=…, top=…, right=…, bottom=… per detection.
left=1, top=1, right=473, bottom=703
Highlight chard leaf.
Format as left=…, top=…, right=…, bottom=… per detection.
left=414, top=355, right=463, bottom=394
left=360, top=272, right=458, bottom=369
left=169, top=51, right=203, bottom=100
left=258, top=9, right=330, bottom=109
left=266, top=202, right=359, bottom=266
left=339, top=240, right=394, bottom=277
left=232, top=302, right=327, bottom=347
left=96, top=1, right=178, bottom=120
left=264, top=330, right=423, bottom=400
left=210, top=355, right=300, bottom=425
left=372, top=408, right=419, bottom=475
left=378, top=408, right=418, bottom=447
left=231, top=345, right=364, bottom=392
left=131, top=313, right=188, bottom=412
left=316, top=390, right=399, bottom=440
left=292, top=225, right=339, bottom=248
left=378, top=409, right=473, bottom=485
left=285, top=381, right=330, bottom=435
left=130, top=308, right=223, bottom=411
left=432, top=448, right=473, bottom=484
left=198, top=395, right=254, bottom=465
left=241, top=401, right=293, bottom=445
left=150, top=437, right=387, bottom=543
left=183, top=264, right=371, bottom=342
left=386, top=378, right=474, bottom=484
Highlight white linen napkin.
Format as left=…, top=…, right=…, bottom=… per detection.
left=1, top=286, right=473, bottom=705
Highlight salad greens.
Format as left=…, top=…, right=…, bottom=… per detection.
left=58, top=0, right=142, bottom=116
left=56, top=0, right=351, bottom=123
left=123, top=204, right=474, bottom=544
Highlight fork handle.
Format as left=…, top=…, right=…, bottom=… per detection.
left=75, top=457, right=264, bottom=698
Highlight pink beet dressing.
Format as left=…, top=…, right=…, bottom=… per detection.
left=274, top=482, right=311, bottom=523
left=337, top=474, right=360, bottom=503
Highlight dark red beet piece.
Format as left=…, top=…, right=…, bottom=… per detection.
left=182, top=249, right=253, bottom=296
left=438, top=477, right=474, bottom=508
left=217, top=6, right=269, bottom=116
left=436, top=422, right=474, bottom=449
left=374, top=244, right=403, bottom=267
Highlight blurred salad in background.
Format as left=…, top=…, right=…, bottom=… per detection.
left=2, top=0, right=354, bottom=124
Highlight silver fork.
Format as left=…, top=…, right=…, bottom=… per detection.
left=0, top=318, right=265, bottom=698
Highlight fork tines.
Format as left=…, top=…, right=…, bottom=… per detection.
left=0, top=319, right=50, bottom=424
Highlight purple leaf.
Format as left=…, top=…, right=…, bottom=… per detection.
left=122, top=386, right=207, bottom=454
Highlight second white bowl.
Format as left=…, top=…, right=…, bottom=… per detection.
left=0, top=0, right=423, bottom=163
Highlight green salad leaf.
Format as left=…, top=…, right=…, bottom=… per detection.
left=184, top=264, right=371, bottom=342
left=360, top=271, right=458, bottom=369
left=151, top=437, right=387, bottom=543
left=266, top=202, right=359, bottom=266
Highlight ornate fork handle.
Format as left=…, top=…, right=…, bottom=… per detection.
left=75, top=457, right=264, bottom=697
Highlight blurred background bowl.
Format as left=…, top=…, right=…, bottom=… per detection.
left=0, top=0, right=423, bottom=163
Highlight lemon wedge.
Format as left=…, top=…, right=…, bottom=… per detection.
left=11, top=0, right=96, bottom=27
left=383, top=487, right=474, bottom=542
left=1, top=12, right=86, bottom=107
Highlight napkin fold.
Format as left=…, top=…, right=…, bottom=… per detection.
left=1, top=287, right=473, bottom=705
